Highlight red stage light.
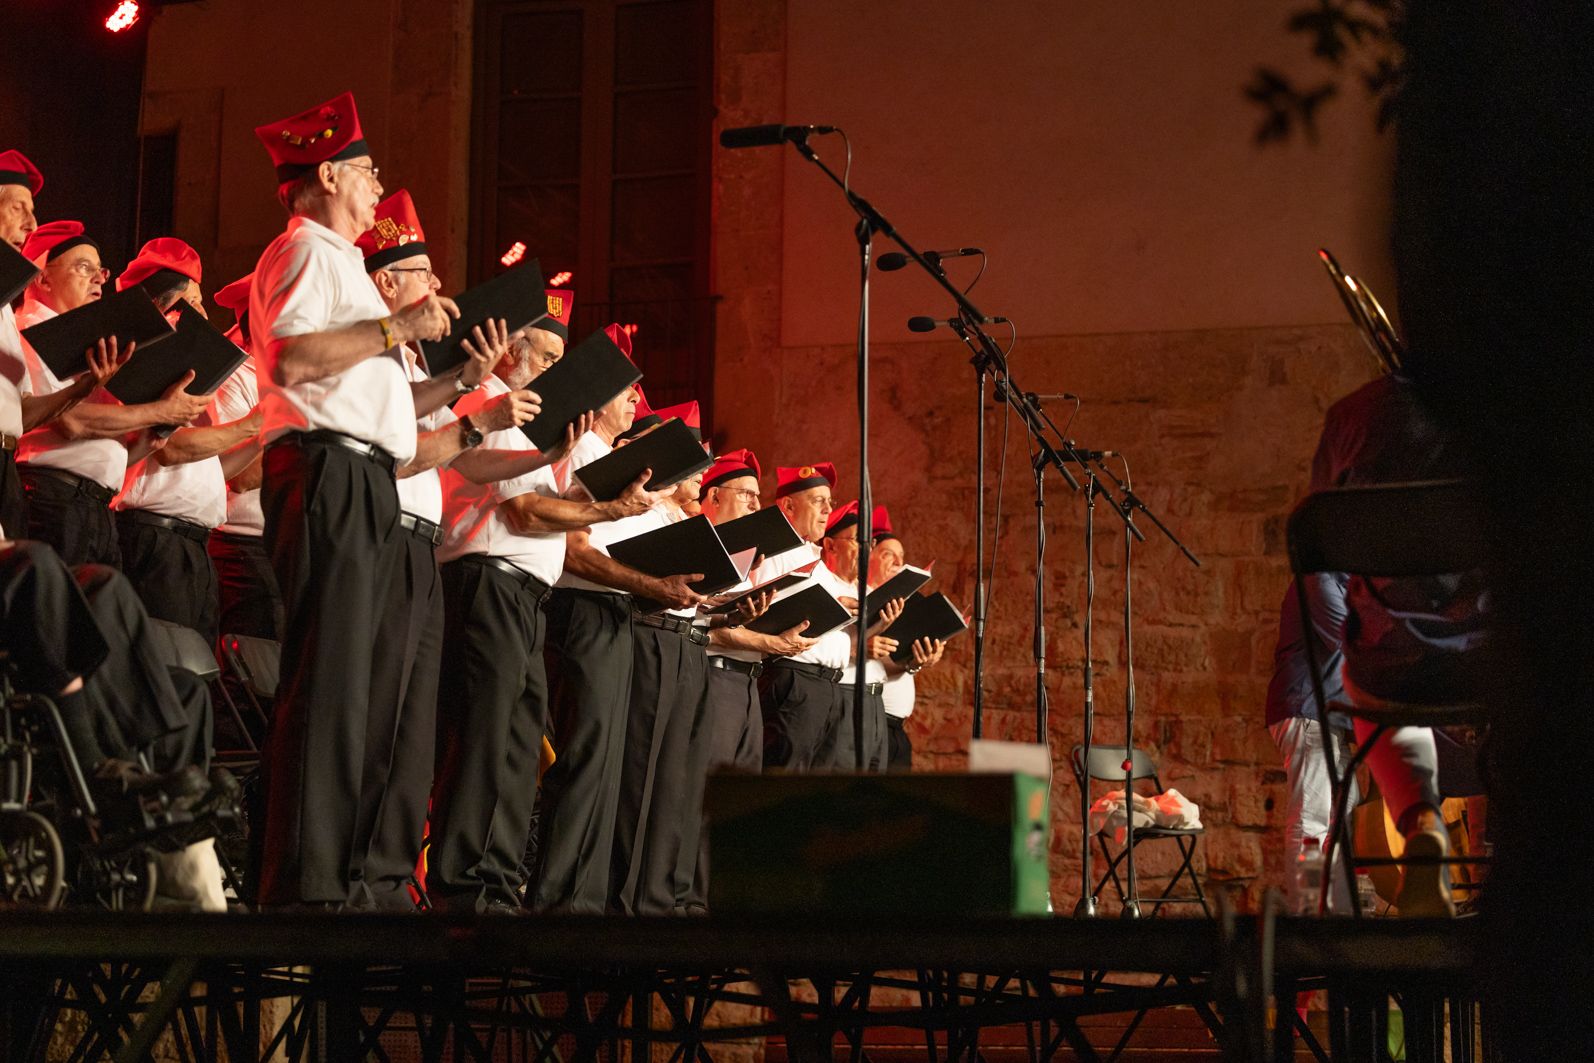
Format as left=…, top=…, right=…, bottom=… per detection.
left=105, top=0, right=140, bottom=31
left=499, top=241, right=526, bottom=267
left=621, top=323, right=639, bottom=337
left=548, top=271, right=572, bottom=287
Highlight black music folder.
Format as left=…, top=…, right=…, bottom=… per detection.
left=862, top=562, right=933, bottom=627
left=106, top=302, right=248, bottom=406
left=1, top=240, right=38, bottom=305
left=745, top=581, right=853, bottom=640
left=714, top=505, right=805, bottom=561
left=702, top=559, right=820, bottom=616
left=419, top=260, right=546, bottom=376
left=881, top=592, right=969, bottom=663
left=519, top=328, right=643, bottom=451
left=606, top=514, right=743, bottom=596
left=21, top=286, right=176, bottom=380
left=573, top=418, right=712, bottom=501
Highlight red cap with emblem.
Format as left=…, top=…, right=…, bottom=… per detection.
left=825, top=499, right=861, bottom=536
left=357, top=189, right=427, bottom=272
left=22, top=220, right=95, bottom=266
left=0, top=150, right=43, bottom=196
left=703, top=447, right=761, bottom=491
left=537, top=289, right=574, bottom=341
left=871, top=504, right=898, bottom=543
left=213, top=273, right=253, bottom=314
left=116, top=237, right=202, bottom=293
left=254, top=91, right=370, bottom=186
left=775, top=462, right=837, bottom=500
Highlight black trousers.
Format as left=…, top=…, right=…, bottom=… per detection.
left=0, top=448, right=26, bottom=540
left=675, top=662, right=764, bottom=911
left=839, top=685, right=889, bottom=773
left=611, top=620, right=709, bottom=915
left=0, top=541, right=210, bottom=773
left=18, top=467, right=120, bottom=567
left=207, top=530, right=282, bottom=640
left=532, top=587, right=633, bottom=914
left=887, top=714, right=914, bottom=772
left=257, top=438, right=404, bottom=907
left=759, top=665, right=846, bottom=771
left=356, top=524, right=443, bottom=909
left=428, top=556, right=550, bottom=911
left=115, top=511, right=220, bottom=642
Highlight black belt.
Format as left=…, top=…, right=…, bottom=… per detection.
left=768, top=659, right=844, bottom=684
left=634, top=612, right=709, bottom=646
left=709, top=655, right=764, bottom=679
left=458, top=553, right=552, bottom=602
left=269, top=429, right=397, bottom=475
left=886, top=714, right=907, bottom=729
left=0, top=432, right=17, bottom=452
left=117, top=508, right=212, bottom=544
left=19, top=465, right=115, bottom=504
left=841, top=681, right=885, bottom=697
left=400, top=511, right=443, bottom=545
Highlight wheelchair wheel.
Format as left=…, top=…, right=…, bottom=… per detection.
left=0, top=810, right=66, bottom=909
left=78, top=847, right=158, bottom=912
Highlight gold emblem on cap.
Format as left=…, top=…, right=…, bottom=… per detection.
left=798, top=465, right=816, bottom=478
left=547, top=295, right=565, bottom=317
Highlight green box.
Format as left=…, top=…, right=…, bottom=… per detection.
left=706, top=772, right=1051, bottom=916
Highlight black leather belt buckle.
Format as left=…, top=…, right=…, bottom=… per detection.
left=686, top=626, right=709, bottom=646
left=0, top=432, right=17, bottom=452
left=400, top=511, right=443, bottom=545
left=283, top=429, right=398, bottom=475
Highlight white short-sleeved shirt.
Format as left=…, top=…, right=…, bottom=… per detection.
left=210, top=354, right=263, bottom=535
left=1, top=301, right=32, bottom=439
left=249, top=216, right=417, bottom=464
left=437, top=374, right=565, bottom=585
left=882, top=670, right=916, bottom=719
left=787, top=559, right=855, bottom=670
left=14, top=299, right=131, bottom=490
left=551, top=431, right=663, bottom=595
left=115, top=453, right=227, bottom=527
left=711, top=541, right=826, bottom=665
left=394, top=348, right=453, bottom=524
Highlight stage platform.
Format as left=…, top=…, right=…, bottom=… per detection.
left=0, top=911, right=1484, bottom=1062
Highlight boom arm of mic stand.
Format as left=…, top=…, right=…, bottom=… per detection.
left=1089, top=457, right=1202, bottom=568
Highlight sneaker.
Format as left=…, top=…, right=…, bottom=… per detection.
left=1396, top=827, right=1456, bottom=917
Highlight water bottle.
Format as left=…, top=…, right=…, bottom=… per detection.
left=1295, top=838, right=1325, bottom=915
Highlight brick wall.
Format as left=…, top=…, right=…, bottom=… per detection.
left=713, top=0, right=1382, bottom=908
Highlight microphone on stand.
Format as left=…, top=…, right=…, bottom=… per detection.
left=879, top=248, right=983, bottom=272
left=719, top=124, right=837, bottom=149
left=908, top=314, right=1009, bottom=332
left=1031, top=392, right=1080, bottom=402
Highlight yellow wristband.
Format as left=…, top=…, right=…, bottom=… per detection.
left=378, top=317, right=395, bottom=349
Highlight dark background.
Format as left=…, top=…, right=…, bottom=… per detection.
left=0, top=0, right=150, bottom=269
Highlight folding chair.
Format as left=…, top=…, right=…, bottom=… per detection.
left=215, top=634, right=280, bottom=758
left=1071, top=743, right=1210, bottom=916
left=1286, top=479, right=1490, bottom=915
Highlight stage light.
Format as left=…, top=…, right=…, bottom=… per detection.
left=500, top=241, right=526, bottom=267
left=621, top=323, right=639, bottom=337
left=548, top=271, right=572, bottom=287
left=105, top=0, right=140, bottom=31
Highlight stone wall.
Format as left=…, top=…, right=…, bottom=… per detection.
left=713, top=0, right=1385, bottom=907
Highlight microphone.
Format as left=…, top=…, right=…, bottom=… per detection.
left=878, top=248, right=983, bottom=272
left=1031, top=392, right=1080, bottom=402
left=719, top=124, right=837, bottom=149
left=907, top=314, right=1009, bottom=332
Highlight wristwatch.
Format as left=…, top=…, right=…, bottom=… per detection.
left=454, top=374, right=479, bottom=395
left=458, top=415, right=484, bottom=448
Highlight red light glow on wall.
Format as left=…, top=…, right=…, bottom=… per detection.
left=620, top=323, right=639, bottom=337
left=548, top=271, right=572, bottom=287
left=499, top=241, right=526, bottom=267
left=105, top=0, right=141, bottom=31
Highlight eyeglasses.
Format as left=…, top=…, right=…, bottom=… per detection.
left=341, top=162, right=380, bottom=180
left=56, top=261, right=108, bottom=282
left=715, top=486, right=759, bottom=502
left=386, top=266, right=436, bottom=284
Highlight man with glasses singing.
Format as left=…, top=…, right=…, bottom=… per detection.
left=353, top=188, right=540, bottom=908
left=249, top=92, right=459, bottom=907
left=15, top=222, right=210, bottom=565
